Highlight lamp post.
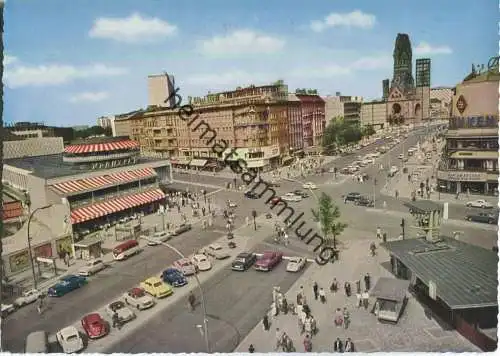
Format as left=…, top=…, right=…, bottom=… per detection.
left=138, top=236, right=210, bottom=353
left=27, top=204, right=53, bottom=289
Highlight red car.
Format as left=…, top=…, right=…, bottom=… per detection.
left=269, top=197, right=282, bottom=205
left=254, top=251, right=283, bottom=272
left=81, top=313, right=108, bottom=339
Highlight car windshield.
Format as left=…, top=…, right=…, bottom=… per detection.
left=235, top=257, right=246, bottom=263
left=111, top=301, right=125, bottom=310
left=133, top=290, right=145, bottom=297
left=197, top=256, right=207, bottom=262
left=66, top=335, right=78, bottom=342
left=289, top=258, right=300, bottom=263
left=153, top=282, right=163, bottom=287
left=181, top=261, right=191, bottom=266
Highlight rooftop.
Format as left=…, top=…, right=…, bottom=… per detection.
left=403, top=200, right=443, bottom=213
left=382, top=237, right=498, bottom=309
left=4, top=154, right=166, bottom=179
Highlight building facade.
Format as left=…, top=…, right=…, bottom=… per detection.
left=2, top=137, right=172, bottom=277
left=361, top=33, right=431, bottom=129
left=96, top=115, right=116, bottom=135
left=148, top=73, right=176, bottom=108
left=437, top=59, right=499, bottom=195
left=296, top=94, right=326, bottom=153
left=430, top=87, right=453, bottom=119
left=287, top=94, right=303, bottom=152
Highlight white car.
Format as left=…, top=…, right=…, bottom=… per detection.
left=281, top=193, right=302, bottom=202
left=14, top=289, right=42, bottom=307
left=192, top=254, right=212, bottom=271
left=363, top=158, right=374, bottom=164
left=466, top=199, right=494, bottom=209
left=286, top=257, right=307, bottom=272
left=227, top=201, right=238, bottom=208
left=78, top=258, right=106, bottom=276
left=1, top=303, right=15, bottom=317
left=302, top=182, right=317, bottom=190
left=56, top=326, right=84, bottom=354
left=146, top=231, right=172, bottom=246
left=203, top=244, right=230, bottom=260
left=371, top=152, right=381, bottom=158
left=104, top=300, right=136, bottom=323
left=123, top=288, right=155, bottom=310
left=173, top=258, right=197, bottom=276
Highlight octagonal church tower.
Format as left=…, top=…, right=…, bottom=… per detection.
left=391, top=33, right=415, bottom=91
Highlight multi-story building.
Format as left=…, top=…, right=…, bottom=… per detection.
left=148, top=73, right=176, bottom=108
left=96, top=115, right=116, bottom=135
left=323, top=95, right=363, bottom=122
left=287, top=94, right=303, bottom=153
left=6, top=122, right=52, bottom=139
left=296, top=94, right=326, bottom=154
left=2, top=137, right=172, bottom=277
left=437, top=58, right=499, bottom=195
left=430, top=87, right=453, bottom=120
left=323, top=95, right=344, bottom=121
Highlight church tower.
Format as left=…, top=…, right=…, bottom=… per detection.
left=391, top=33, right=415, bottom=90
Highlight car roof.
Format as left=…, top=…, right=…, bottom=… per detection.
left=193, top=254, right=206, bottom=259
left=144, top=276, right=162, bottom=283
left=176, top=257, right=191, bottom=263
left=209, top=243, right=222, bottom=249
left=83, top=313, right=101, bottom=322
left=129, top=287, right=144, bottom=294
left=237, top=252, right=251, bottom=257
left=60, top=326, right=78, bottom=338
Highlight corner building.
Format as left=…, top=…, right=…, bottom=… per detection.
left=437, top=58, right=499, bottom=195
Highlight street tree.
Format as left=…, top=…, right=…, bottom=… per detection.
left=311, top=193, right=347, bottom=250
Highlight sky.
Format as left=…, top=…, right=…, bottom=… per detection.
left=3, top=0, right=497, bottom=126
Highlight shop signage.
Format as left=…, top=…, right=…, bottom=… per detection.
left=444, top=171, right=487, bottom=182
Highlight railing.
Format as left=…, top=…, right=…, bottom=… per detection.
left=63, top=151, right=138, bottom=163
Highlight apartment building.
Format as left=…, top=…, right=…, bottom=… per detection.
left=287, top=93, right=303, bottom=153
left=323, top=94, right=363, bottom=123
left=437, top=60, right=499, bottom=195
left=296, top=94, right=326, bottom=153
left=148, top=73, right=176, bottom=108
left=430, top=87, right=453, bottom=119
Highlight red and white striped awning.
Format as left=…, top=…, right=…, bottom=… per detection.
left=50, top=167, right=157, bottom=195
left=64, top=140, right=139, bottom=154
left=70, top=188, right=165, bottom=224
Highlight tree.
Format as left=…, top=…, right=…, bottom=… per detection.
left=362, top=125, right=376, bottom=137
left=311, top=193, right=347, bottom=250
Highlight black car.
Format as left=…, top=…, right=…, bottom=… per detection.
left=173, top=223, right=192, bottom=236
left=465, top=212, right=498, bottom=225
left=293, top=190, right=309, bottom=198
left=244, top=191, right=259, bottom=199
left=343, top=192, right=361, bottom=203
left=355, top=196, right=374, bottom=207
left=231, top=252, right=257, bottom=271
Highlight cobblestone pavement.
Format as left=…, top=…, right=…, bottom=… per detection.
left=235, top=238, right=480, bottom=353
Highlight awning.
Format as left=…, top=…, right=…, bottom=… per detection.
left=64, top=140, right=139, bottom=154
left=74, top=235, right=103, bottom=248
left=246, top=160, right=266, bottom=168
left=70, top=188, right=165, bottom=224
left=450, top=151, right=499, bottom=160
left=50, top=168, right=157, bottom=195
left=190, top=159, right=208, bottom=167
left=171, top=157, right=191, bottom=165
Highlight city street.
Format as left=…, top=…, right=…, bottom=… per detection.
left=106, top=258, right=309, bottom=353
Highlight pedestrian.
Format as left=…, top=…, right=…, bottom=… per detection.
left=334, top=337, right=344, bottom=352
left=376, top=227, right=381, bottom=239
left=344, top=338, right=355, bottom=352
left=304, top=316, right=312, bottom=336
left=275, top=328, right=282, bottom=350
left=395, top=189, right=399, bottom=199
left=245, top=216, right=250, bottom=226
left=37, top=297, right=43, bottom=314
left=271, top=301, right=278, bottom=317
left=303, top=334, right=312, bottom=352
left=362, top=290, right=370, bottom=310
left=319, top=287, right=326, bottom=304
left=248, top=344, right=255, bottom=353
left=202, top=207, right=206, bottom=216
left=296, top=287, right=304, bottom=305
left=313, top=282, right=319, bottom=300
left=364, top=273, right=371, bottom=291
left=302, top=302, right=311, bottom=317
left=355, top=280, right=361, bottom=294
left=188, top=291, right=196, bottom=311
left=262, top=315, right=270, bottom=331
left=330, top=278, right=338, bottom=293
left=343, top=308, right=350, bottom=329
left=356, top=291, right=362, bottom=308
left=282, top=297, right=288, bottom=314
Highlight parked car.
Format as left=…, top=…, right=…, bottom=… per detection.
left=293, top=190, right=309, bottom=198
left=173, top=223, right=192, bottom=236
left=227, top=201, right=238, bottom=208
left=355, top=196, right=375, bottom=207
left=123, top=287, right=155, bottom=310
left=254, top=251, right=283, bottom=272
left=281, top=193, right=302, bottom=202
left=244, top=191, right=259, bottom=199
left=78, top=259, right=106, bottom=276
left=14, top=289, right=42, bottom=307
left=286, top=257, right=307, bottom=272
left=56, top=326, right=84, bottom=354
left=466, top=199, right=494, bottom=209
left=465, top=212, right=498, bottom=224
left=140, top=276, right=174, bottom=298
left=1, top=303, right=15, bottom=317
left=203, top=243, right=230, bottom=260
left=342, top=192, right=362, bottom=203
left=81, top=313, right=108, bottom=339
left=302, top=182, right=317, bottom=190
left=192, top=254, right=212, bottom=271
left=47, top=275, right=87, bottom=297
left=161, top=268, right=188, bottom=287
left=231, top=252, right=257, bottom=271
left=147, top=231, right=172, bottom=246
left=173, top=258, right=197, bottom=276
left=268, top=181, right=280, bottom=187
left=104, top=300, right=135, bottom=323
left=270, top=196, right=282, bottom=205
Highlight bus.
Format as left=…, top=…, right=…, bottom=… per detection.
left=112, top=240, right=140, bottom=261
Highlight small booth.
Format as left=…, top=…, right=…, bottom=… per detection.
left=73, top=235, right=103, bottom=260
left=370, top=277, right=410, bottom=323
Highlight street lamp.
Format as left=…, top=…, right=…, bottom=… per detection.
left=138, top=236, right=210, bottom=353
left=27, top=204, right=53, bottom=289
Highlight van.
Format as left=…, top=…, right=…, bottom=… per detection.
left=25, top=331, right=49, bottom=353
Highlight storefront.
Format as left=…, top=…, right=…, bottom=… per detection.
left=74, top=235, right=103, bottom=260
left=437, top=170, right=498, bottom=195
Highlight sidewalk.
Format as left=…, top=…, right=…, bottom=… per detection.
left=235, top=239, right=479, bottom=352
